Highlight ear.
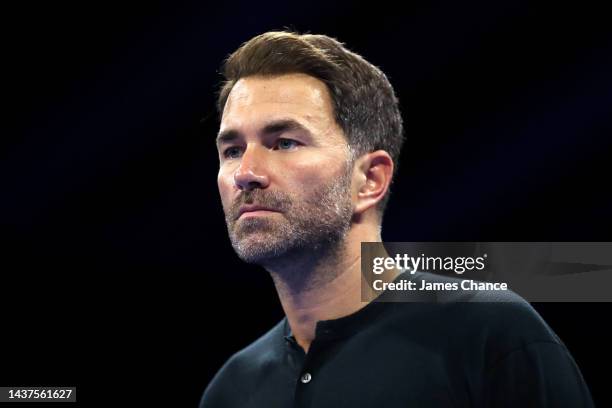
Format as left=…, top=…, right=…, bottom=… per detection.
left=353, top=150, right=394, bottom=216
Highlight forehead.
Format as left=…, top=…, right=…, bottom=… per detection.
left=220, top=73, right=338, bottom=135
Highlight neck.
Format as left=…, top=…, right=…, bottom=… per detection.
left=264, top=221, right=399, bottom=353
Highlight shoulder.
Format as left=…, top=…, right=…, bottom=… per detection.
left=199, top=318, right=286, bottom=407
left=225, top=317, right=287, bottom=372
left=393, top=272, right=564, bottom=354
left=439, top=272, right=559, bottom=336
left=386, top=273, right=593, bottom=405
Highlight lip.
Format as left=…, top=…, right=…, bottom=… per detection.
left=237, top=205, right=280, bottom=219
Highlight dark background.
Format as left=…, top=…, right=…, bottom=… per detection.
left=1, top=0, right=610, bottom=406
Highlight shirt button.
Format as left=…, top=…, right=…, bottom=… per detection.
left=300, top=372, right=312, bottom=384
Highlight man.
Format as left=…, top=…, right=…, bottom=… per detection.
left=200, top=31, right=594, bottom=407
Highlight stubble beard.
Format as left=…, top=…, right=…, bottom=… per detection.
left=224, top=165, right=354, bottom=267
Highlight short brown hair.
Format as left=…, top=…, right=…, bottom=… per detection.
left=217, top=31, right=404, bottom=215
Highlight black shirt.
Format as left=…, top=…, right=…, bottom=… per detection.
left=200, top=271, right=594, bottom=407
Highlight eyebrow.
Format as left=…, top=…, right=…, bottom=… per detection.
left=215, top=118, right=311, bottom=146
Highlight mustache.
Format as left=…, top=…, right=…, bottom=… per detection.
left=228, top=189, right=292, bottom=220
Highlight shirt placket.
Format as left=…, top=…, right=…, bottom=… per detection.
left=288, top=326, right=335, bottom=408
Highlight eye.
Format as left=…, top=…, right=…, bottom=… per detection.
left=222, top=146, right=242, bottom=159
left=276, top=138, right=299, bottom=150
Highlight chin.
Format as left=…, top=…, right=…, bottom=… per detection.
left=232, top=236, right=290, bottom=263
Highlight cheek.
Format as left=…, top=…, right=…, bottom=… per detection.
left=285, top=163, right=342, bottom=196
left=217, top=172, right=234, bottom=208
left=285, top=164, right=321, bottom=187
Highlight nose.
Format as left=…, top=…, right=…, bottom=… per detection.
left=233, top=144, right=270, bottom=191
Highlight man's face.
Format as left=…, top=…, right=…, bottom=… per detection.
left=216, top=73, right=355, bottom=265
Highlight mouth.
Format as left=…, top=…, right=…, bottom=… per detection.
left=237, top=205, right=281, bottom=220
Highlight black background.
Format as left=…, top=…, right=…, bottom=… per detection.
left=1, top=0, right=611, bottom=406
